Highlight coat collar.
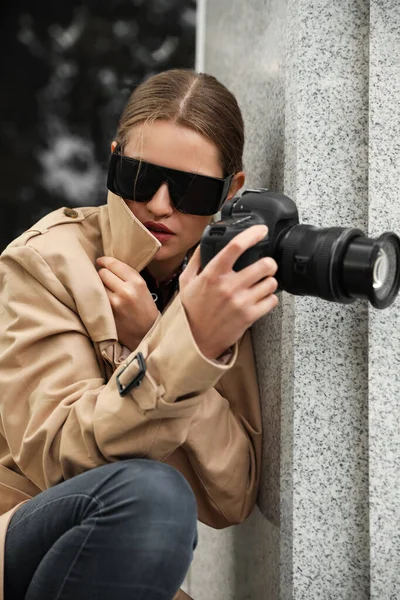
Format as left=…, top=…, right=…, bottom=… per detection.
left=100, top=191, right=161, bottom=272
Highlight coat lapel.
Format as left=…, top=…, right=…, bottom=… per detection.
left=93, top=191, right=163, bottom=363
left=101, top=191, right=161, bottom=271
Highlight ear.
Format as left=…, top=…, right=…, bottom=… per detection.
left=227, top=171, right=245, bottom=201
left=110, top=140, right=118, bottom=153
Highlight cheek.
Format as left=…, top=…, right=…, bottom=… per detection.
left=124, top=199, right=142, bottom=218
left=180, top=215, right=212, bottom=244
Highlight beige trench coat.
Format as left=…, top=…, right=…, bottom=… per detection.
left=0, top=192, right=262, bottom=600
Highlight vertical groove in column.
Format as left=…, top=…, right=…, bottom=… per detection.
left=368, top=2, right=400, bottom=598
left=279, top=0, right=300, bottom=594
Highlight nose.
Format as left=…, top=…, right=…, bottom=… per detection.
left=145, top=182, right=174, bottom=218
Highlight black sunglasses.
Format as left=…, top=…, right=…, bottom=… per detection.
left=107, top=148, right=234, bottom=216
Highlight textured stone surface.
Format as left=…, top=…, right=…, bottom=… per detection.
left=283, top=1, right=370, bottom=598
left=197, top=2, right=288, bottom=598
left=183, top=523, right=235, bottom=598
left=203, top=0, right=288, bottom=528
left=368, top=1, right=400, bottom=598
left=203, top=0, right=287, bottom=191
left=200, top=0, right=373, bottom=598
left=186, top=508, right=279, bottom=600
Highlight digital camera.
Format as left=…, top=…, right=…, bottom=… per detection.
left=200, top=189, right=400, bottom=309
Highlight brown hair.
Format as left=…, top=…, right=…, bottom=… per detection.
left=115, top=69, right=244, bottom=175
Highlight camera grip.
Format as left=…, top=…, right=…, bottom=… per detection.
left=200, top=226, right=270, bottom=271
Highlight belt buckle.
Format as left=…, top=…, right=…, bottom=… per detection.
left=116, top=352, right=146, bottom=397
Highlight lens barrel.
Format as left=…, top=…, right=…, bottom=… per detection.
left=342, top=232, right=400, bottom=308
left=276, top=225, right=400, bottom=308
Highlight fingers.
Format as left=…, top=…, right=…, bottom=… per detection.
left=205, top=225, right=269, bottom=275
left=98, top=266, right=125, bottom=293
left=239, top=256, right=278, bottom=287
left=248, top=275, right=278, bottom=303
left=251, top=293, right=279, bottom=322
left=97, top=256, right=139, bottom=283
left=97, top=257, right=146, bottom=299
left=99, top=266, right=147, bottom=311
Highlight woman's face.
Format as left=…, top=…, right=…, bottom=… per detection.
left=112, top=120, right=244, bottom=279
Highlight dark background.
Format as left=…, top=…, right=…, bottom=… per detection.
left=0, top=0, right=196, bottom=251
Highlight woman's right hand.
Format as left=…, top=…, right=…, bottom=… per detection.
left=179, top=225, right=279, bottom=360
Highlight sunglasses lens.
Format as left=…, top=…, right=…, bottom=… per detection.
left=167, top=172, right=228, bottom=216
left=108, top=152, right=231, bottom=216
left=108, top=154, right=161, bottom=202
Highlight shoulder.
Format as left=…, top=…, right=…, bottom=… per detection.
left=3, top=205, right=104, bottom=262
left=1, top=205, right=106, bottom=289
left=6, top=206, right=102, bottom=250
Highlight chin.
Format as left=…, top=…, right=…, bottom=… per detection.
left=153, top=246, right=175, bottom=260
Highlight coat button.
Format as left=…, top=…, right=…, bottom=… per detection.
left=63, top=207, right=79, bottom=218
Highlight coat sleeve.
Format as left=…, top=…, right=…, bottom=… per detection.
left=0, top=244, right=262, bottom=525
left=167, top=331, right=262, bottom=528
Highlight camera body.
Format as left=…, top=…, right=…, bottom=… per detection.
left=200, top=189, right=400, bottom=309
left=201, top=189, right=298, bottom=272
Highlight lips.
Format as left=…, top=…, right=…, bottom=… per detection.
left=143, top=221, right=174, bottom=234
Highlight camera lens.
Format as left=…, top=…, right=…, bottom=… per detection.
left=277, top=226, right=400, bottom=308
left=341, top=232, right=400, bottom=308
left=373, top=249, right=388, bottom=290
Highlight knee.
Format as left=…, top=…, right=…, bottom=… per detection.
left=93, top=461, right=197, bottom=589
left=127, top=460, right=197, bottom=523
left=96, top=459, right=198, bottom=533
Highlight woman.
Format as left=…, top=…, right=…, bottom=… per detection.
left=0, top=69, right=278, bottom=600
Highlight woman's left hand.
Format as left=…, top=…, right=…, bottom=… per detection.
left=97, top=256, right=159, bottom=352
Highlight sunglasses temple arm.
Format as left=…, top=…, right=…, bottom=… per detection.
left=220, top=175, right=234, bottom=207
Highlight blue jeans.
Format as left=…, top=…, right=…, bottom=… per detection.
left=4, top=459, right=198, bottom=600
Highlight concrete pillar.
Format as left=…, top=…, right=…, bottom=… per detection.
left=368, top=2, right=400, bottom=598
left=186, top=0, right=400, bottom=598
left=281, top=2, right=370, bottom=598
